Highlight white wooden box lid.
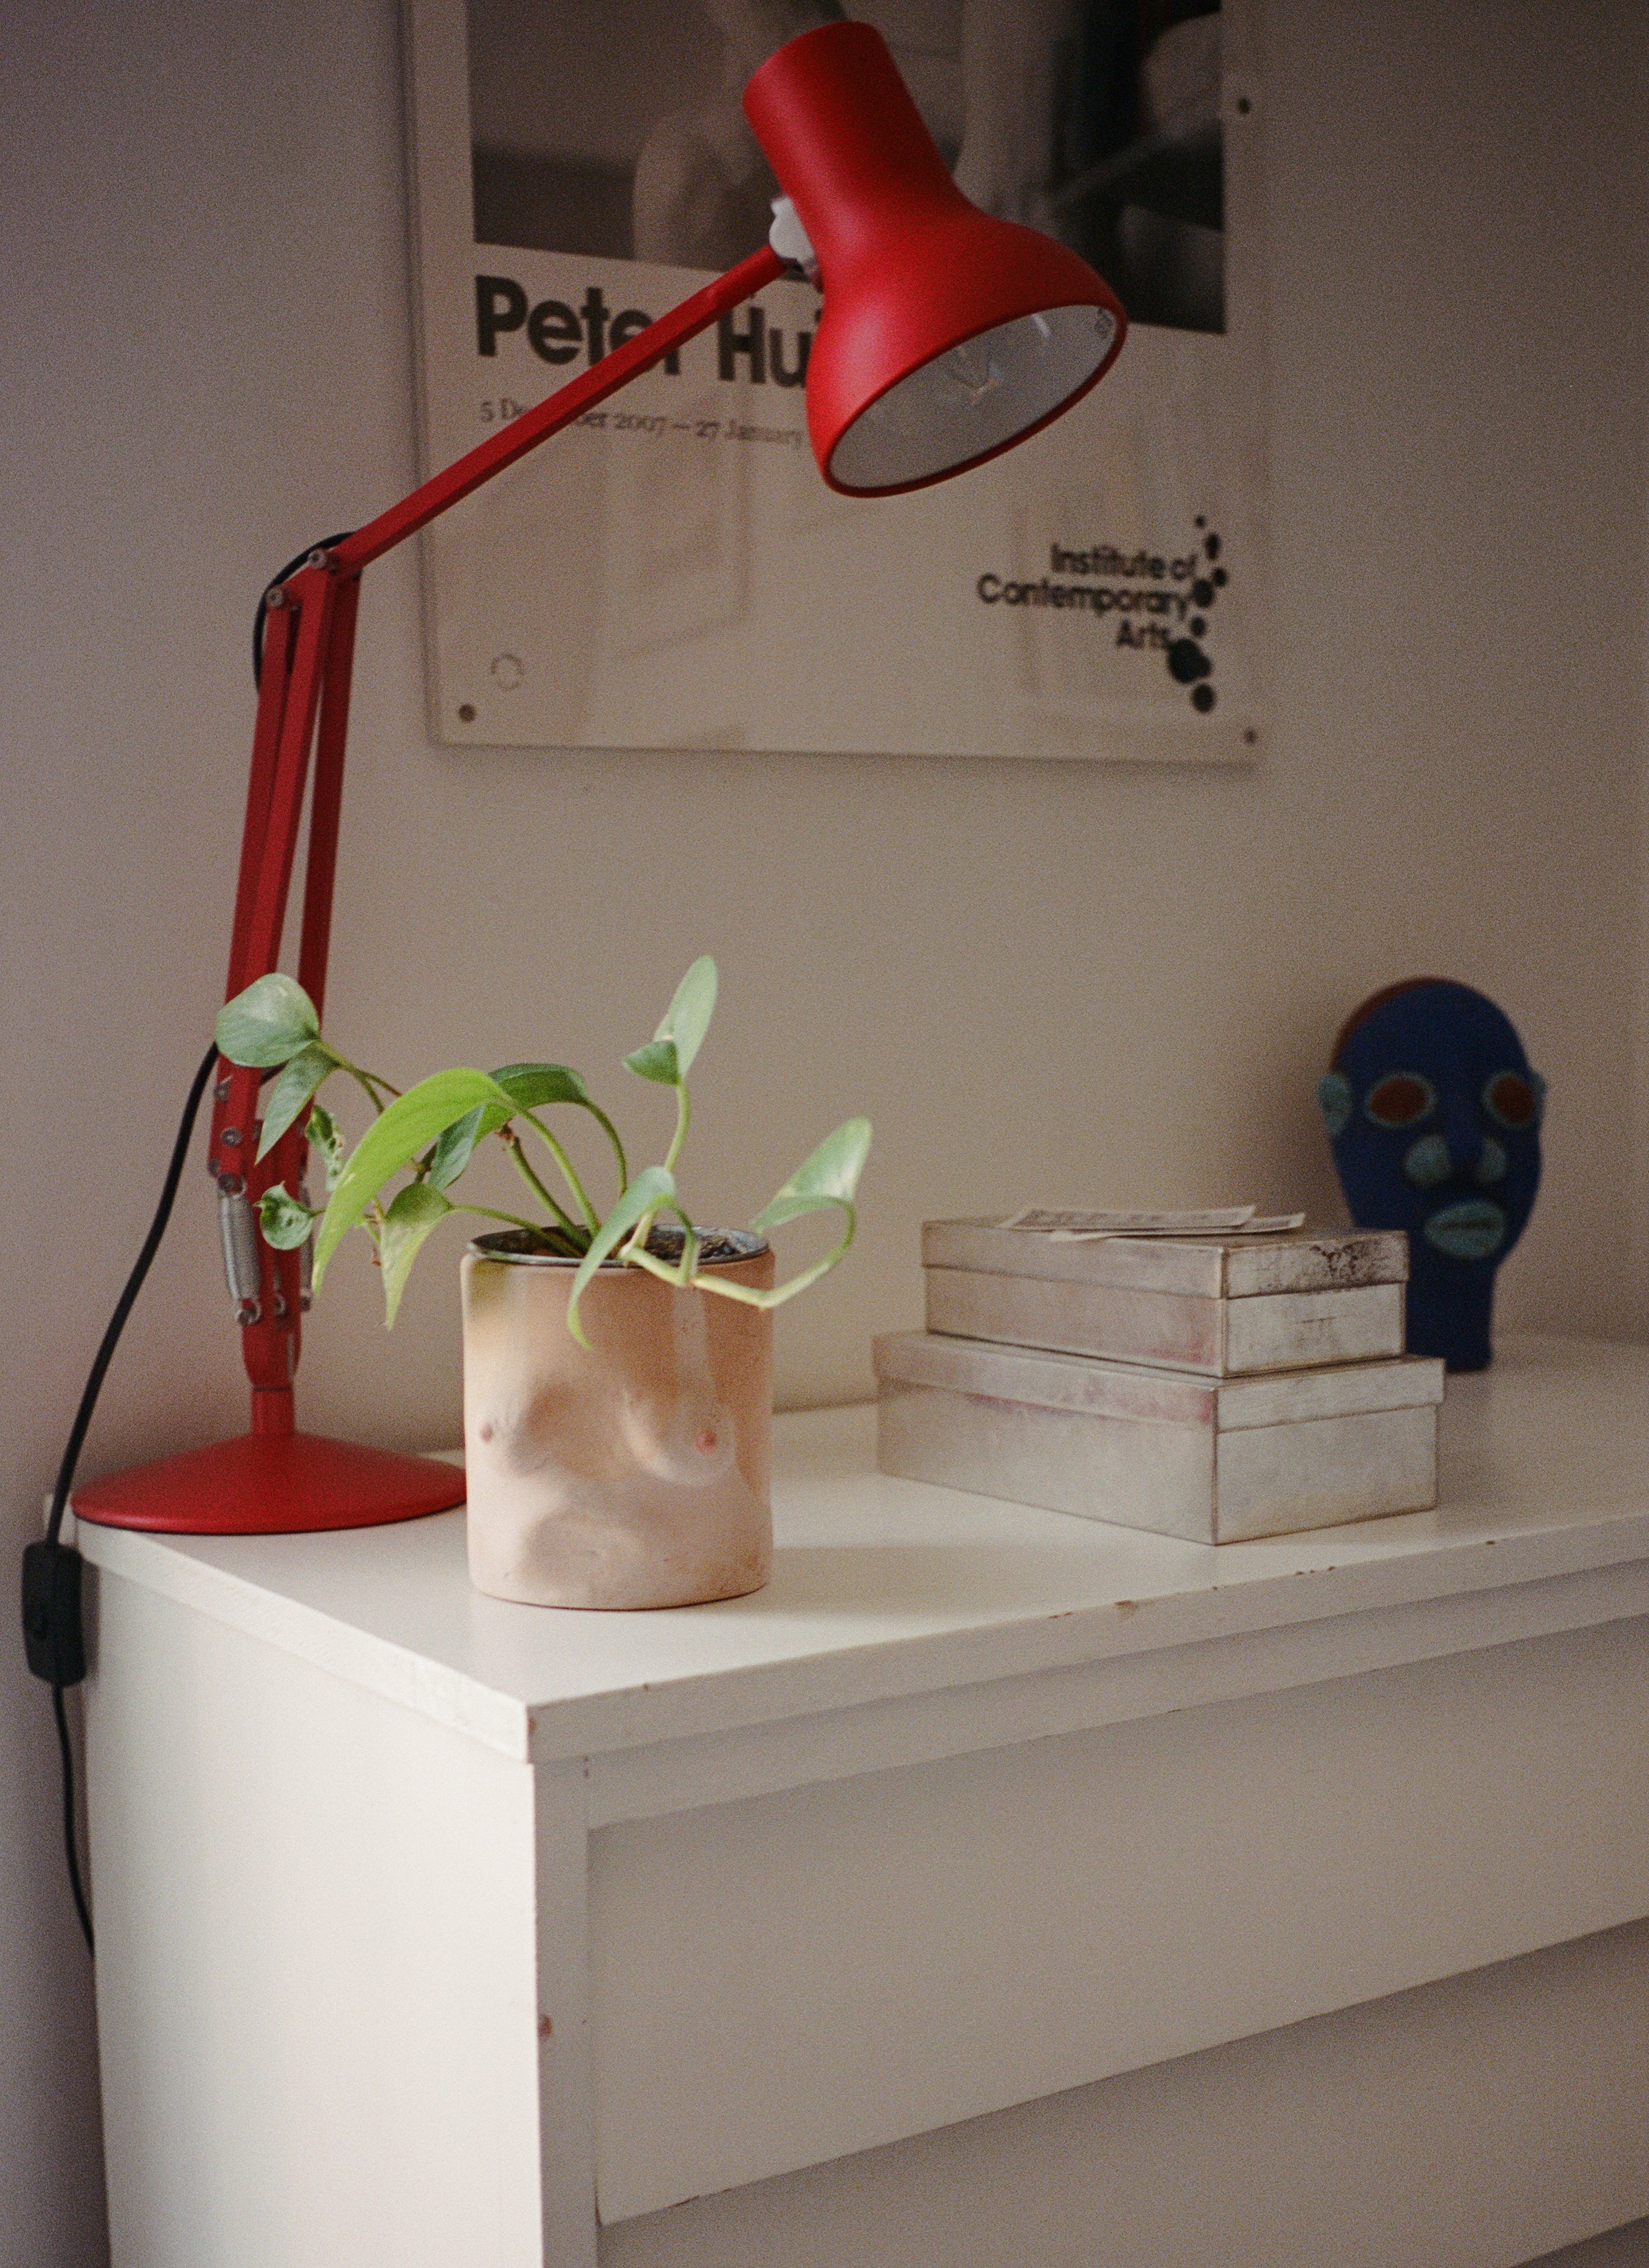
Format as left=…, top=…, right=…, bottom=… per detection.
left=875, top=1330, right=1444, bottom=1430
left=921, top=1220, right=1408, bottom=1298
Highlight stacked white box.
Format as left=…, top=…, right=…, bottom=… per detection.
left=875, top=1222, right=1444, bottom=1544
left=921, top=1217, right=1409, bottom=1375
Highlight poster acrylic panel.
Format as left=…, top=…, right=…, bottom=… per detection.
left=402, top=0, right=1267, bottom=761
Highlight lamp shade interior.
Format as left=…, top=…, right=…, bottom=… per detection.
left=827, top=302, right=1121, bottom=495
left=745, top=20, right=1128, bottom=499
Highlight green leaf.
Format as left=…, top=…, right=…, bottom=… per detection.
left=428, top=1066, right=603, bottom=1197
left=378, top=1182, right=453, bottom=1328
left=625, top=956, right=717, bottom=1086
left=258, top=1186, right=319, bottom=1250
left=306, top=1100, right=346, bottom=1194
left=565, top=1165, right=677, bottom=1348
left=491, top=1061, right=593, bottom=1111
left=216, top=973, right=320, bottom=1068
left=314, top=1067, right=521, bottom=1285
left=655, top=956, right=717, bottom=1076
left=255, top=1041, right=339, bottom=1161
left=372, top=1062, right=596, bottom=1205
left=623, top=1037, right=678, bottom=1086
left=751, top=1118, right=873, bottom=1231
left=426, top=1102, right=499, bottom=1190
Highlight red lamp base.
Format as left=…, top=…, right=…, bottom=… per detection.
left=73, top=1429, right=466, bottom=1535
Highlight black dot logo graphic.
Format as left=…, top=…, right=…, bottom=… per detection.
left=1168, top=519, right=1229, bottom=715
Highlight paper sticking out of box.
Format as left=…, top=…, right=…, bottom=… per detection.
left=1000, top=1205, right=1308, bottom=1241
left=874, top=1329, right=1444, bottom=1546
left=923, top=1219, right=1407, bottom=1378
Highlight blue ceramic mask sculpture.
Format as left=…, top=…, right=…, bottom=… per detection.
left=1316, top=980, right=1545, bottom=1371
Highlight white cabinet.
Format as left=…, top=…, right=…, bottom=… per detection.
left=78, top=1337, right=1649, bottom=2266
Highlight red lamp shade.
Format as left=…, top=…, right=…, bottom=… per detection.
left=744, top=21, right=1128, bottom=497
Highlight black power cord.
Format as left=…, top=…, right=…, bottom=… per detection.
left=28, top=530, right=357, bottom=1952
left=27, top=531, right=356, bottom=1952
left=21, top=1038, right=221, bottom=1954
left=48, top=1687, right=91, bottom=1952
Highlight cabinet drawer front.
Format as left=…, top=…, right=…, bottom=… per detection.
left=589, top=1617, right=1649, bottom=2222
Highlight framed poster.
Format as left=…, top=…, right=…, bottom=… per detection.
left=401, top=0, right=1267, bottom=760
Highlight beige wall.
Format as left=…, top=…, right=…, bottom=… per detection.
left=3, top=1, right=1646, bottom=2258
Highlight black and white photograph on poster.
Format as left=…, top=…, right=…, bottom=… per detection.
left=403, top=0, right=1267, bottom=760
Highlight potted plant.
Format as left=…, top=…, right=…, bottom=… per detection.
left=215, top=958, right=870, bottom=1610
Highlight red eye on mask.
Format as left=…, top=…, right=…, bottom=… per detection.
left=1365, top=1072, right=1435, bottom=1128
left=1483, top=1070, right=1541, bottom=1131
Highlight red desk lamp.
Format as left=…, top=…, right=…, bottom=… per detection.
left=74, top=21, right=1128, bottom=1537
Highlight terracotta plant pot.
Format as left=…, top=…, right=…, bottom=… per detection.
left=461, top=1229, right=776, bottom=1610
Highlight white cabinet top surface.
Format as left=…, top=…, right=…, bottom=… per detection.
left=76, top=1335, right=1649, bottom=1761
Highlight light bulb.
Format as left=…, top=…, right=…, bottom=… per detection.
left=940, top=338, right=1005, bottom=404
left=829, top=305, right=1117, bottom=493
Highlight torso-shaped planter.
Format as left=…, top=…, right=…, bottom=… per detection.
left=462, top=1230, right=775, bottom=1609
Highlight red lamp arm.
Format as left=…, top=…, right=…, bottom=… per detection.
left=207, top=243, right=787, bottom=1430
left=338, top=244, right=785, bottom=571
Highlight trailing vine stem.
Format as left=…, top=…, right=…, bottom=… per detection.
left=513, top=1109, right=601, bottom=1236
left=500, top=1126, right=585, bottom=1243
